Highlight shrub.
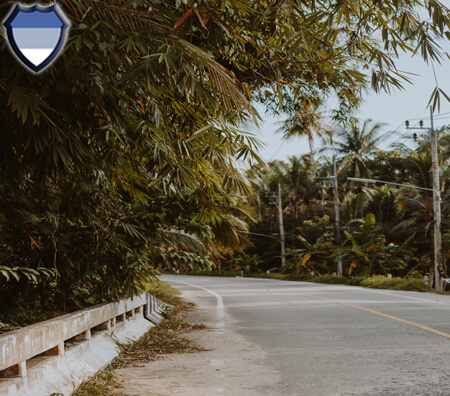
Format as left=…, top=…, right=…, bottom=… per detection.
left=348, top=276, right=369, bottom=286
left=359, top=276, right=429, bottom=291
left=313, top=275, right=349, bottom=284
left=185, top=271, right=431, bottom=293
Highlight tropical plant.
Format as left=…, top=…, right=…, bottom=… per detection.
left=2, top=0, right=450, bottom=329
left=277, top=103, right=333, bottom=165
left=0, top=0, right=266, bottom=328
left=339, top=214, right=417, bottom=276
left=228, top=254, right=264, bottom=273
left=341, top=191, right=368, bottom=222
left=325, top=119, right=385, bottom=184
left=284, top=232, right=335, bottom=276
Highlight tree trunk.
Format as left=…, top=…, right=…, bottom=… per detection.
left=403, top=262, right=421, bottom=279
left=308, top=128, right=315, bottom=165
left=228, top=252, right=234, bottom=271
left=428, top=265, right=435, bottom=287
left=291, top=198, right=299, bottom=249
left=217, top=259, right=222, bottom=275
left=320, top=187, right=325, bottom=216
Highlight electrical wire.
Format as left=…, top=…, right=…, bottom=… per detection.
left=267, top=139, right=286, bottom=161
left=380, top=119, right=424, bottom=149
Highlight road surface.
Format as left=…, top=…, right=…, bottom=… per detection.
left=118, top=275, right=450, bottom=395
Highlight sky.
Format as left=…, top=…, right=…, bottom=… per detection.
left=248, top=50, right=450, bottom=163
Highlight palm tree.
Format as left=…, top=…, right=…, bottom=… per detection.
left=284, top=156, right=318, bottom=237
left=341, top=190, right=368, bottom=222
left=326, top=119, right=385, bottom=184
left=277, top=103, right=332, bottom=166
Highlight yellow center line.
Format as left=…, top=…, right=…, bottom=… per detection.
left=240, top=281, right=450, bottom=340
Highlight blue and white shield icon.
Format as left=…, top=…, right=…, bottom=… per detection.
left=3, top=3, right=71, bottom=73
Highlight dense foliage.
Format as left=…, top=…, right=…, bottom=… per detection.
left=1, top=0, right=450, bottom=330
left=242, top=120, right=450, bottom=284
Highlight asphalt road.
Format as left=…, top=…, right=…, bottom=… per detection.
left=161, top=275, right=450, bottom=396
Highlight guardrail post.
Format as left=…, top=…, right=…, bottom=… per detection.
left=44, top=342, right=64, bottom=356
left=74, top=330, right=91, bottom=341
left=96, top=320, right=112, bottom=332
left=134, top=306, right=142, bottom=318
left=17, top=361, right=27, bottom=377
left=0, top=361, right=27, bottom=378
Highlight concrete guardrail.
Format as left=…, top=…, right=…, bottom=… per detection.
left=0, top=291, right=168, bottom=395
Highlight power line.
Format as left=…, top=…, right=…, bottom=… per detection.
left=377, top=108, right=434, bottom=150
left=267, top=139, right=286, bottom=161
left=382, top=119, right=422, bottom=149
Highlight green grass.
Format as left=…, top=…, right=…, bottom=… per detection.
left=356, top=275, right=429, bottom=291
left=141, top=278, right=183, bottom=306
left=188, top=271, right=431, bottom=292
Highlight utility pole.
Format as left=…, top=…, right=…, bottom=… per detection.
left=430, top=107, right=443, bottom=291
left=406, top=108, right=442, bottom=291
left=266, top=185, right=286, bottom=267
left=278, top=183, right=286, bottom=267
left=333, top=161, right=343, bottom=276
left=317, top=159, right=343, bottom=276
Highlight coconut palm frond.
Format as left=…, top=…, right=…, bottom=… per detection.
left=157, top=229, right=206, bottom=253
left=212, top=213, right=251, bottom=252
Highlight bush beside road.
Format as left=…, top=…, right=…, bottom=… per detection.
left=187, top=271, right=432, bottom=293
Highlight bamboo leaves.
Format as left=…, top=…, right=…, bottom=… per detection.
left=0, top=266, right=57, bottom=282
left=2, top=0, right=450, bottom=330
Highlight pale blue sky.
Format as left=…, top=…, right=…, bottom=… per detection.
left=250, top=51, right=450, bottom=163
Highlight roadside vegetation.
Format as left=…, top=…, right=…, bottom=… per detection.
left=207, top=121, right=450, bottom=289
left=189, top=272, right=432, bottom=293
left=2, top=0, right=450, bottom=331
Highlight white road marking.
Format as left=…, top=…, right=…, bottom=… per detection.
left=249, top=278, right=448, bottom=305
left=165, top=279, right=224, bottom=320
left=166, top=279, right=227, bottom=394
left=352, top=287, right=446, bottom=305
left=244, top=281, right=450, bottom=340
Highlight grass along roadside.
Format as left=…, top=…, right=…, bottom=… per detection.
left=187, top=271, right=434, bottom=293
left=72, top=279, right=206, bottom=396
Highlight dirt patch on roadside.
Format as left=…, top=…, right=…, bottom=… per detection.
left=112, top=288, right=280, bottom=396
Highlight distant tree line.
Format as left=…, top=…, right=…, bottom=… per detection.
left=242, top=120, right=450, bottom=283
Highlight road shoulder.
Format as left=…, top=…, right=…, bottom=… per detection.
left=113, top=286, right=280, bottom=396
